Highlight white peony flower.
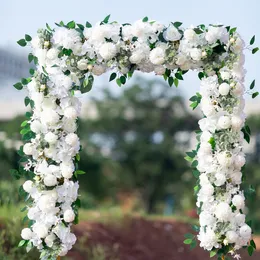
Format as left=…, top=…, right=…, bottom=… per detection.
left=46, top=48, right=59, bottom=60
left=215, top=202, right=232, bottom=221
left=190, top=48, right=202, bottom=61
left=63, top=119, right=77, bottom=133
left=77, top=59, right=88, bottom=70
left=41, top=109, right=60, bottom=126
left=65, top=133, right=79, bottom=147
left=163, top=25, right=182, bottom=41
left=33, top=224, right=49, bottom=238
left=130, top=50, right=146, bottom=64
left=184, top=29, right=197, bottom=42
left=229, top=171, right=242, bottom=185
left=44, top=175, right=58, bottom=187
left=64, top=209, right=75, bottom=222
left=149, top=47, right=166, bottom=65
left=214, top=173, right=226, bottom=186
left=60, top=162, right=75, bottom=179
left=99, top=42, right=117, bottom=60
left=199, top=211, right=215, bottom=226
left=30, top=120, right=44, bottom=134
left=231, top=116, right=243, bottom=131
left=234, top=213, right=246, bottom=226
left=45, top=132, right=58, bottom=144
left=23, top=143, right=34, bottom=155
left=217, top=152, right=232, bottom=167
left=23, top=180, right=34, bottom=193
left=226, top=230, right=239, bottom=243
left=232, top=194, right=245, bottom=210
left=45, top=233, right=56, bottom=247
left=64, top=106, right=78, bottom=119
left=21, top=228, right=33, bottom=240
left=217, top=116, right=231, bottom=129
left=220, top=71, right=231, bottom=80
left=219, top=83, right=230, bottom=96
left=234, top=154, right=246, bottom=169
left=239, top=224, right=251, bottom=240
left=92, top=64, right=106, bottom=76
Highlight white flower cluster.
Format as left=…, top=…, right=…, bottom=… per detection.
left=18, top=18, right=251, bottom=258
left=196, top=35, right=251, bottom=255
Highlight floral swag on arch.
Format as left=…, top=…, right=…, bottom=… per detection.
left=14, top=15, right=259, bottom=259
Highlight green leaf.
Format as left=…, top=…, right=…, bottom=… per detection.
left=191, top=160, right=198, bottom=168
left=25, top=34, right=32, bottom=41
left=250, top=80, right=255, bottom=89
left=17, top=39, right=27, bottom=47
left=21, top=121, right=28, bottom=127
left=116, top=78, right=121, bottom=87
left=77, top=23, right=84, bottom=30
left=13, top=82, right=23, bottom=90
left=198, top=72, right=205, bottom=80
left=208, top=137, right=216, bottom=149
left=250, top=239, right=256, bottom=249
left=86, top=21, right=92, bottom=28
left=75, top=170, right=86, bottom=177
left=142, top=16, right=149, bottom=22
left=229, top=27, right=237, bottom=35
left=67, top=21, right=76, bottom=29
left=173, top=21, right=182, bottom=28
left=248, top=245, right=254, bottom=256
left=184, top=239, right=193, bottom=245
left=192, top=225, right=200, bottom=232
left=120, top=76, right=126, bottom=85
left=210, top=251, right=217, bottom=258
left=9, top=169, right=20, bottom=180
left=168, top=76, right=174, bottom=87
left=174, top=78, right=179, bottom=87
left=184, top=156, right=193, bottom=162
left=250, top=35, right=255, bottom=45
left=28, top=53, right=34, bottom=63
left=184, top=233, right=194, bottom=239
left=175, top=73, right=183, bottom=80
left=103, top=14, right=111, bottom=24
left=194, top=28, right=203, bottom=34
left=24, top=97, right=30, bottom=106
left=189, top=96, right=198, bottom=102
left=109, top=72, right=117, bottom=82
left=186, top=151, right=196, bottom=158
left=29, top=68, right=35, bottom=75
left=190, top=102, right=198, bottom=110
left=245, top=125, right=251, bottom=135
left=192, top=170, right=200, bottom=178
left=46, top=23, right=52, bottom=31
left=21, top=206, right=27, bottom=212
left=252, top=92, right=259, bottom=98
left=76, top=153, right=80, bottom=161
left=21, top=78, right=29, bottom=85
left=252, top=47, right=259, bottom=54
left=82, top=75, right=94, bottom=93
left=18, top=240, right=26, bottom=247
left=190, top=240, right=197, bottom=250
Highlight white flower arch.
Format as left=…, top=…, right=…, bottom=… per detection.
left=14, top=16, right=259, bottom=259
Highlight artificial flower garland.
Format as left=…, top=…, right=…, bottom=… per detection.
left=14, top=15, right=259, bottom=259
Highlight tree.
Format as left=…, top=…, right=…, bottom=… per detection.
left=79, top=77, right=198, bottom=213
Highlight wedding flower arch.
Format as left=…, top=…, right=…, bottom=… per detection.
left=14, top=15, right=259, bottom=259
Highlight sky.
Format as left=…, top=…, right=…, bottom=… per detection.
left=0, top=0, right=260, bottom=117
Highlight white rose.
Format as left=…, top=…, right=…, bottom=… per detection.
left=200, top=131, right=212, bottom=142
left=234, top=154, right=246, bottom=169
left=217, top=116, right=231, bottom=129
left=23, top=180, right=34, bottom=193
left=219, top=83, right=230, bottom=96
left=77, top=59, right=88, bottom=70
left=99, top=42, right=117, bottom=60
left=42, top=98, right=57, bottom=110
left=64, top=209, right=75, bottom=222
left=92, top=64, right=106, bottom=76
left=64, top=106, right=77, bottom=119
left=23, top=143, right=34, bottom=155
left=217, top=152, right=232, bottom=167
left=44, top=132, right=58, bottom=144
left=129, top=50, right=145, bottom=64
left=33, top=224, right=48, bottom=238
left=154, top=66, right=165, bottom=75
left=184, top=29, right=197, bottom=41
left=149, top=47, right=165, bottom=65
left=44, top=147, right=56, bottom=158
left=215, top=202, right=232, bottom=221
left=63, top=119, right=77, bottom=133
left=60, top=162, right=75, bottom=179
left=232, top=194, right=245, bottom=210
left=30, top=120, right=43, bottom=134
left=214, top=173, right=226, bottom=186
left=239, top=224, right=251, bottom=240
left=226, top=231, right=239, bottom=243
left=234, top=213, right=246, bottom=226
left=44, top=175, right=58, bottom=187
left=41, top=110, right=60, bottom=125
left=45, top=233, right=56, bottom=247
left=229, top=171, right=242, bottom=185
left=65, top=133, right=79, bottom=147
left=163, top=25, right=181, bottom=41
left=220, top=71, right=231, bottom=80
left=21, top=228, right=33, bottom=240
left=190, top=48, right=202, bottom=61
left=199, top=211, right=215, bottom=226
left=231, top=116, right=243, bottom=131
left=47, top=48, right=58, bottom=60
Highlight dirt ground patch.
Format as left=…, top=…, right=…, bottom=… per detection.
left=66, top=217, right=260, bottom=260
